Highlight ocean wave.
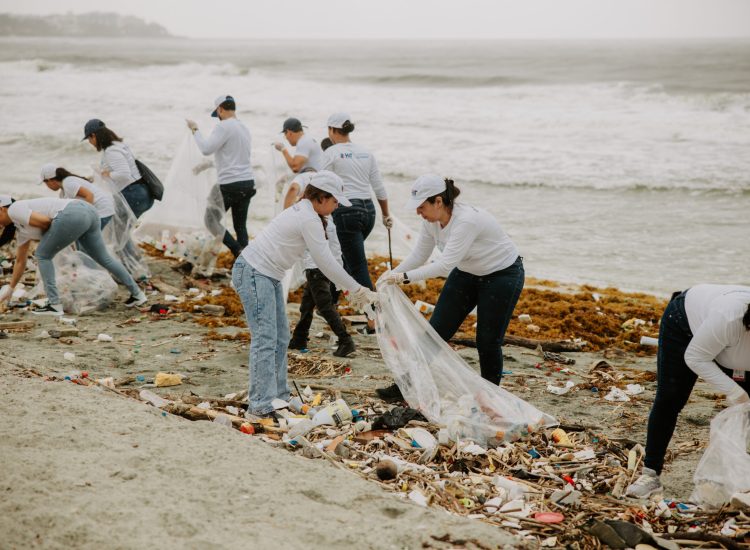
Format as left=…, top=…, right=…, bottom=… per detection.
left=355, top=73, right=528, bottom=88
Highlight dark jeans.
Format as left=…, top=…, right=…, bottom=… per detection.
left=429, top=257, right=524, bottom=385
left=120, top=181, right=154, bottom=219
left=332, top=199, right=376, bottom=290
left=292, top=269, right=349, bottom=343
left=218, top=180, right=256, bottom=257
left=644, top=290, right=750, bottom=474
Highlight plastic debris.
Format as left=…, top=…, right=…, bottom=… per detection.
left=139, top=389, right=170, bottom=408
left=605, top=387, right=631, bottom=402
left=625, top=384, right=645, bottom=395
left=97, top=333, right=113, bottom=342
left=63, top=352, right=75, bottom=362
left=547, top=381, right=575, bottom=395
left=154, top=372, right=183, bottom=387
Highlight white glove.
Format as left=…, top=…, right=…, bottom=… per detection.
left=377, top=270, right=405, bottom=286
left=274, top=142, right=286, bottom=152
left=727, top=387, right=750, bottom=407
left=0, top=284, right=13, bottom=303
left=348, top=286, right=378, bottom=310
left=383, top=215, right=394, bottom=229
left=186, top=119, right=198, bottom=132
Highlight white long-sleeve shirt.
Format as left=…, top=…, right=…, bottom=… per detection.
left=241, top=199, right=359, bottom=292
left=60, top=176, right=115, bottom=219
left=101, top=142, right=141, bottom=192
left=193, top=118, right=254, bottom=185
left=7, top=198, right=73, bottom=245
left=684, top=284, right=750, bottom=399
left=394, top=202, right=519, bottom=282
left=294, top=134, right=323, bottom=172
left=321, top=142, right=386, bottom=201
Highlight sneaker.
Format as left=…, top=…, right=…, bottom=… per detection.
left=31, top=303, right=64, bottom=316
left=288, top=338, right=308, bottom=350
left=333, top=338, right=356, bottom=357
left=376, top=383, right=405, bottom=403
left=125, top=291, right=147, bottom=308
left=626, top=467, right=663, bottom=498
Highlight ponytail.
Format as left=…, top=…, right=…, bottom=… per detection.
left=425, top=178, right=461, bottom=211
left=55, top=167, right=91, bottom=183
left=330, top=120, right=355, bottom=136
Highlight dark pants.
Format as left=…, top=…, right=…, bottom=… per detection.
left=121, top=181, right=154, bottom=219
left=429, top=257, right=524, bottom=385
left=218, top=180, right=256, bottom=257
left=332, top=199, right=376, bottom=290
left=292, top=269, right=350, bottom=343
left=644, top=290, right=750, bottom=474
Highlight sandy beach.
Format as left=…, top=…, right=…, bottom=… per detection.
left=1, top=251, right=739, bottom=549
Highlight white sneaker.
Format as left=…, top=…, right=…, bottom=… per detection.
left=626, top=467, right=663, bottom=498
left=31, top=303, right=64, bottom=316
left=125, top=291, right=147, bottom=308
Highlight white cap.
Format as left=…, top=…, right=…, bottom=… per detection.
left=211, top=94, right=234, bottom=117
left=407, top=174, right=446, bottom=209
left=0, top=195, right=12, bottom=207
left=307, top=170, right=351, bottom=207
left=327, top=112, right=352, bottom=129
left=40, top=163, right=57, bottom=184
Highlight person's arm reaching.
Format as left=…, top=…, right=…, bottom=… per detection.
left=405, top=219, right=478, bottom=282
left=7, top=241, right=31, bottom=292
left=192, top=124, right=229, bottom=156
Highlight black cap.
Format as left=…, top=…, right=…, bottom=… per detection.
left=82, top=119, right=105, bottom=141
left=281, top=117, right=305, bottom=133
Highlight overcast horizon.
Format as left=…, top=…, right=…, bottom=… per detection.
left=1, top=0, right=749, bottom=40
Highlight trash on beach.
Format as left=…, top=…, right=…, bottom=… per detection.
left=625, top=384, right=644, bottom=395
left=139, top=389, right=171, bottom=408
left=639, top=336, right=659, bottom=346
left=63, top=352, right=75, bottom=362
left=546, top=381, right=575, bottom=395
left=372, top=407, right=427, bottom=430
left=97, top=333, right=113, bottom=342
left=518, top=313, right=533, bottom=324
left=154, top=372, right=183, bottom=387
left=604, top=387, right=631, bottom=402
left=413, top=300, right=435, bottom=314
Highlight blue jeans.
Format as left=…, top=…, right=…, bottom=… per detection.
left=429, top=257, right=525, bottom=385
left=214, top=180, right=256, bottom=257
left=644, top=291, right=750, bottom=474
left=232, top=256, right=290, bottom=415
left=120, top=181, right=154, bottom=219
left=332, top=198, right=376, bottom=290
left=35, top=202, right=141, bottom=305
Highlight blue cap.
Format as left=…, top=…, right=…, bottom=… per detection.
left=82, top=119, right=105, bottom=141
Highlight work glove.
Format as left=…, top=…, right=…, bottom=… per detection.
left=727, top=387, right=750, bottom=407
left=0, top=284, right=13, bottom=303
left=348, top=286, right=378, bottom=310
left=186, top=119, right=198, bottom=132
left=377, top=270, right=405, bottom=286
left=383, top=215, right=394, bottom=229
left=273, top=142, right=286, bottom=152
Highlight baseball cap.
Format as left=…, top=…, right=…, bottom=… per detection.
left=40, top=163, right=57, bottom=184
left=281, top=117, right=305, bottom=133
left=0, top=194, right=12, bottom=207
left=407, top=174, right=447, bottom=209
left=211, top=95, right=234, bottom=118
left=326, top=112, right=352, bottom=129
left=308, top=170, right=351, bottom=207
left=82, top=118, right=105, bottom=141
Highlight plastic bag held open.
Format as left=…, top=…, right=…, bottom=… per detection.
left=691, top=402, right=750, bottom=509
left=373, top=284, right=557, bottom=445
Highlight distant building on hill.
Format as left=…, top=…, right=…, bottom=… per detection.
left=0, top=12, right=171, bottom=37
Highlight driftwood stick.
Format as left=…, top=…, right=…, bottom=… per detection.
left=451, top=335, right=584, bottom=352
left=0, top=320, right=36, bottom=331
left=659, top=532, right=745, bottom=550
left=163, top=402, right=284, bottom=434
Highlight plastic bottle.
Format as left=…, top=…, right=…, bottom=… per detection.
left=311, top=399, right=352, bottom=427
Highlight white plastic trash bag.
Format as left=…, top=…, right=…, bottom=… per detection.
left=374, top=284, right=557, bottom=445
left=30, top=249, right=118, bottom=315
left=691, top=402, right=750, bottom=510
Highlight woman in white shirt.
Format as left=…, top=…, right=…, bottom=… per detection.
left=321, top=113, right=391, bottom=291
left=83, top=119, right=154, bottom=219
left=40, top=163, right=115, bottom=228
left=0, top=195, right=146, bottom=315
left=379, top=174, right=524, bottom=391
left=626, top=285, right=750, bottom=498
left=232, top=171, right=377, bottom=418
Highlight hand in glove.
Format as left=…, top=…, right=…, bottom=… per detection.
left=348, top=286, right=378, bottom=310
left=274, top=142, right=286, bottom=152
left=727, top=387, right=750, bottom=407
left=383, top=215, right=394, bottom=229
left=377, top=270, right=405, bottom=286
left=186, top=119, right=198, bottom=132
left=0, top=284, right=13, bottom=303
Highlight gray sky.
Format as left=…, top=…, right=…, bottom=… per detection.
left=1, top=0, right=749, bottom=39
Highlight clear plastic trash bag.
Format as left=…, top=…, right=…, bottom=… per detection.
left=691, top=402, right=750, bottom=509
left=373, top=284, right=557, bottom=445
left=30, top=248, right=117, bottom=315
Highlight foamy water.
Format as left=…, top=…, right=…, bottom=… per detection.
left=0, top=37, right=747, bottom=294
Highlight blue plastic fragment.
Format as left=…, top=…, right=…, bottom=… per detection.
left=591, top=387, right=599, bottom=392
left=528, top=448, right=541, bottom=459
left=136, top=375, right=146, bottom=382
left=411, top=440, right=422, bottom=448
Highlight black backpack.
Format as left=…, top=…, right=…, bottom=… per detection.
left=135, top=159, right=164, bottom=201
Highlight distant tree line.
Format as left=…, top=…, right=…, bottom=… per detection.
left=0, top=12, right=171, bottom=37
